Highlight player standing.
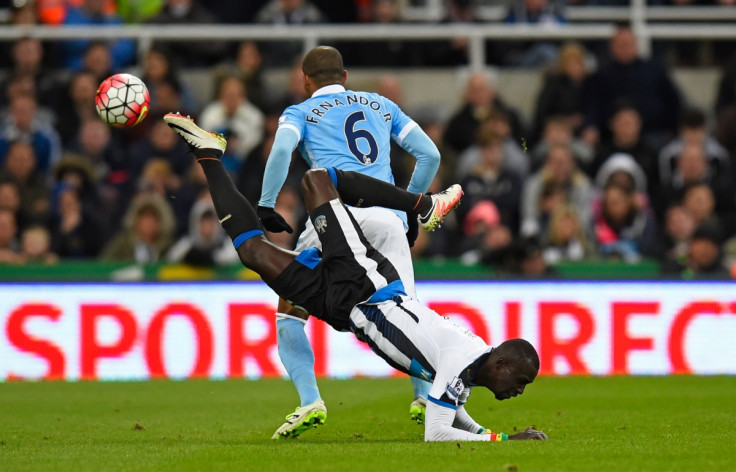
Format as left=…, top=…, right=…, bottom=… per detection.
left=257, top=46, right=442, bottom=438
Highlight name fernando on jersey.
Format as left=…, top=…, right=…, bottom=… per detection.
left=305, top=94, right=392, bottom=125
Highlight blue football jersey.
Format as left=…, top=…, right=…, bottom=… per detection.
left=277, top=84, right=417, bottom=186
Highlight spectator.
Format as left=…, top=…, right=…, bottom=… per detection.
left=52, top=154, right=106, bottom=216
left=593, top=182, right=659, bottom=263
left=136, top=158, right=180, bottom=202
left=199, top=76, right=265, bottom=173
left=424, top=0, right=483, bottom=67
left=19, top=225, right=58, bottom=264
left=80, top=41, right=115, bottom=85
left=254, top=0, right=327, bottom=66
left=61, top=0, right=135, bottom=70
left=657, top=108, right=730, bottom=189
left=52, top=71, right=99, bottom=148
left=169, top=162, right=210, bottom=237
left=521, top=143, right=593, bottom=238
left=457, top=130, right=523, bottom=235
left=1, top=73, right=56, bottom=128
left=456, top=111, right=529, bottom=180
left=147, top=0, right=228, bottom=67
left=342, top=0, right=422, bottom=67
left=68, top=120, right=130, bottom=200
left=582, top=23, right=681, bottom=149
left=715, top=51, right=736, bottom=118
left=0, top=180, right=22, bottom=215
left=213, top=41, right=268, bottom=112
left=8, top=0, right=37, bottom=25
left=444, top=71, right=524, bottom=155
left=49, top=184, right=105, bottom=258
left=135, top=157, right=187, bottom=236
left=682, top=183, right=721, bottom=231
left=660, top=204, right=697, bottom=269
left=588, top=103, right=659, bottom=192
left=0, top=141, right=49, bottom=228
left=0, top=208, right=22, bottom=264
left=128, top=115, right=192, bottom=179
left=656, top=144, right=735, bottom=231
left=531, top=116, right=593, bottom=172
left=166, top=198, right=239, bottom=266
left=513, top=237, right=558, bottom=278
left=269, top=57, right=310, bottom=112
left=459, top=205, right=514, bottom=267
left=151, top=77, right=193, bottom=119
left=593, top=152, right=650, bottom=214
left=662, top=221, right=730, bottom=279
left=0, top=93, right=62, bottom=174
left=532, top=42, right=590, bottom=142
left=101, top=194, right=175, bottom=263
left=542, top=204, right=595, bottom=265
left=1, top=38, right=56, bottom=107
left=141, top=46, right=198, bottom=114
left=503, top=0, right=567, bottom=68
left=199, top=0, right=257, bottom=23
left=714, top=53, right=736, bottom=159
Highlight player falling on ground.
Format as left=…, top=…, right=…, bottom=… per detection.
left=164, top=113, right=547, bottom=442
left=258, top=45, right=440, bottom=437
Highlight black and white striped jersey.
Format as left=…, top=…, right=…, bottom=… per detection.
left=349, top=295, right=492, bottom=407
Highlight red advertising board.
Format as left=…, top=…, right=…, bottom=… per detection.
left=1, top=281, right=734, bottom=381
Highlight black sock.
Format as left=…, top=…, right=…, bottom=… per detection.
left=333, top=169, right=432, bottom=215
left=197, top=158, right=260, bottom=240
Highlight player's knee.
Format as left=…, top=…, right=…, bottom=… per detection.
left=302, top=169, right=337, bottom=211
left=301, top=168, right=331, bottom=195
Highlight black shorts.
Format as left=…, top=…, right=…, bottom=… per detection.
left=270, top=199, right=400, bottom=332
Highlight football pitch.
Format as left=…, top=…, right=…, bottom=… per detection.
left=1, top=376, right=734, bottom=472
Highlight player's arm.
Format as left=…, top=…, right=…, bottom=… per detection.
left=424, top=397, right=494, bottom=442
left=397, top=125, right=441, bottom=194
left=452, top=388, right=485, bottom=433
left=425, top=390, right=547, bottom=442
left=257, top=127, right=300, bottom=233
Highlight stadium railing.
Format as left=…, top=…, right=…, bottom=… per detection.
left=1, top=20, right=735, bottom=70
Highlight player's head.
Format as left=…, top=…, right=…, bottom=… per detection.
left=481, top=338, right=540, bottom=401
left=301, top=46, right=347, bottom=95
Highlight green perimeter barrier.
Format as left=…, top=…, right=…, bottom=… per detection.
left=0, top=258, right=665, bottom=282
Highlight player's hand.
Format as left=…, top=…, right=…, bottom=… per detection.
left=406, top=214, right=419, bottom=248
left=257, top=206, right=294, bottom=233
left=508, top=426, right=548, bottom=441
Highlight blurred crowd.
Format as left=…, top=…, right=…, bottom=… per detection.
left=1, top=0, right=736, bottom=280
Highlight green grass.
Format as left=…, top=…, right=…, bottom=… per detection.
left=1, top=376, right=735, bottom=472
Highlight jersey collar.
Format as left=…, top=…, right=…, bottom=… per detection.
left=312, top=84, right=345, bottom=97
left=462, top=347, right=493, bottom=387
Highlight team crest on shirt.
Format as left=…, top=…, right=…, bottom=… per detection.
left=445, top=376, right=465, bottom=402
left=314, top=215, right=328, bottom=234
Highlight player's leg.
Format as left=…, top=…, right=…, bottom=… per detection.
left=328, top=168, right=463, bottom=231
left=272, top=299, right=326, bottom=440
left=164, top=113, right=294, bottom=283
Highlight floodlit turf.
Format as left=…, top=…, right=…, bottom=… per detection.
left=1, top=376, right=734, bottom=472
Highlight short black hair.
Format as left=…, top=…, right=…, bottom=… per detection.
left=680, top=108, right=706, bottom=129
left=496, top=338, right=540, bottom=371
left=302, top=46, right=344, bottom=87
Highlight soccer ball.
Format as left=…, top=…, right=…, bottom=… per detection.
left=95, top=73, right=150, bottom=128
